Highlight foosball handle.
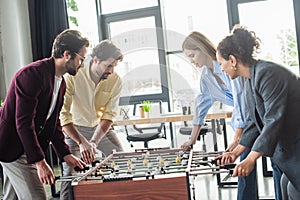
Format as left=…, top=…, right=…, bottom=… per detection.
left=92, top=160, right=101, bottom=167
left=220, top=163, right=236, bottom=170
left=210, top=158, right=221, bottom=165
left=74, top=166, right=90, bottom=172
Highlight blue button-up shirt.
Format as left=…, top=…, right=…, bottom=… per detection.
left=193, top=60, right=250, bottom=130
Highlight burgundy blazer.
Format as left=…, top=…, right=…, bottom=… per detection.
left=0, top=57, right=71, bottom=164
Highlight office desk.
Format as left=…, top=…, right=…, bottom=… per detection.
left=114, top=111, right=232, bottom=150
left=114, top=112, right=231, bottom=126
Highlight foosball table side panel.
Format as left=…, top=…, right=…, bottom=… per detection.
left=72, top=176, right=189, bottom=200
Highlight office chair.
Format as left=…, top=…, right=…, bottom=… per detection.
left=179, top=121, right=211, bottom=152
left=124, top=100, right=167, bottom=148
left=179, top=106, right=218, bottom=152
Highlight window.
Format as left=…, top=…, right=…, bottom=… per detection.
left=232, top=0, right=299, bottom=74
left=162, top=0, right=229, bottom=112
left=101, top=0, right=157, bottom=14
left=67, top=0, right=169, bottom=106
left=101, top=3, right=170, bottom=106
left=67, top=0, right=99, bottom=53
left=66, top=0, right=300, bottom=110
left=107, top=17, right=162, bottom=98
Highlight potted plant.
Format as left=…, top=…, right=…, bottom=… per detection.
left=141, top=100, right=151, bottom=118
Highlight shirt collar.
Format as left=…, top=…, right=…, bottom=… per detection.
left=202, top=60, right=222, bottom=75
left=212, top=60, right=223, bottom=75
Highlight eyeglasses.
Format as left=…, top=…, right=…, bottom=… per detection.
left=75, top=52, right=85, bottom=65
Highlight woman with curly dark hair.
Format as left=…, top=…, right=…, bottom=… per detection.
left=216, top=25, right=300, bottom=200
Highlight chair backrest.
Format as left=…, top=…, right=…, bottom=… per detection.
left=182, top=105, right=191, bottom=127
left=124, top=100, right=167, bottom=148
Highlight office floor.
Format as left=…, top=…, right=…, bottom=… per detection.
left=1, top=121, right=276, bottom=200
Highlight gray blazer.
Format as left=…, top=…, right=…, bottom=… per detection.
left=240, top=60, right=300, bottom=190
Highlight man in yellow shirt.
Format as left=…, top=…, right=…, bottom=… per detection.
left=59, top=40, right=124, bottom=200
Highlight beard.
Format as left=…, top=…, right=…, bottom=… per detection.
left=65, top=60, right=79, bottom=76
left=100, top=72, right=111, bottom=80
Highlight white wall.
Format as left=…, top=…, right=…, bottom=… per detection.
left=0, top=0, right=32, bottom=99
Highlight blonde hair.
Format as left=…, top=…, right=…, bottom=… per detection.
left=182, top=31, right=216, bottom=60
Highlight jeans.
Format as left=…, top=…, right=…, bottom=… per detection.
left=281, top=173, right=300, bottom=200
left=271, top=158, right=282, bottom=200
left=237, top=148, right=258, bottom=200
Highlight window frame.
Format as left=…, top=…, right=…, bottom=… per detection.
left=227, top=0, right=300, bottom=67
left=96, top=1, right=170, bottom=107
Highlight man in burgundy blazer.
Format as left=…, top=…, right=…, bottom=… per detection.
left=0, top=29, right=89, bottom=199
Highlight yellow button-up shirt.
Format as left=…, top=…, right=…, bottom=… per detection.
left=60, top=64, right=122, bottom=127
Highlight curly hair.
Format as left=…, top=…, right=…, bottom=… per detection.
left=217, top=25, right=261, bottom=66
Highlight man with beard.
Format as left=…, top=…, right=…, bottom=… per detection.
left=59, top=40, right=124, bottom=200
left=0, top=29, right=89, bottom=200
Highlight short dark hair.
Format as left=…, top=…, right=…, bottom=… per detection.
left=91, top=40, right=123, bottom=62
left=51, top=29, right=89, bottom=58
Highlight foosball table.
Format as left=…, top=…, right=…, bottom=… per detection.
left=65, top=148, right=235, bottom=200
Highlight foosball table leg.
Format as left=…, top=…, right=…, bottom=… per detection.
left=188, top=175, right=196, bottom=200
left=47, top=143, right=61, bottom=198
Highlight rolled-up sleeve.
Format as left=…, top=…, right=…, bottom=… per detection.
left=193, top=79, right=213, bottom=126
